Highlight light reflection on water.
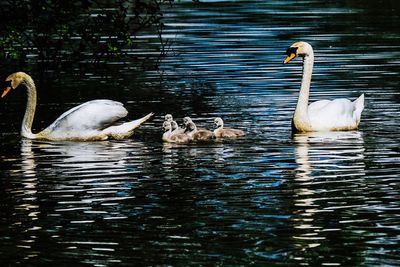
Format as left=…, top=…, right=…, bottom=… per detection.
left=291, top=132, right=366, bottom=253
left=1, top=0, right=400, bottom=266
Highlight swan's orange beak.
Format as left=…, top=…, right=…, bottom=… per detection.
left=284, top=53, right=296, bottom=64
left=1, top=87, right=12, bottom=98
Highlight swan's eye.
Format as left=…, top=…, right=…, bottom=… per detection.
left=285, top=47, right=298, bottom=56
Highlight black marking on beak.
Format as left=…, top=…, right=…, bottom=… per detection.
left=2, top=80, right=12, bottom=88
left=285, top=47, right=298, bottom=56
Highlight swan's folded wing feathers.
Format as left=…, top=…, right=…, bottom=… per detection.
left=44, top=100, right=128, bottom=134
left=308, top=99, right=357, bottom=130
left=308, top=100, right=331, bottom=113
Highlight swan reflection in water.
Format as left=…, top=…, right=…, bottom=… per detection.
left=291, top=131, right=365, bottom=253
left=20, top=138, right=150, bottom=173
left=18, top=139, right=155, bottom=211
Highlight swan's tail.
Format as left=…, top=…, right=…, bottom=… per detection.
left=353, top=94, right=364, bottom=125
left=103, top=112, right=154, bottom=139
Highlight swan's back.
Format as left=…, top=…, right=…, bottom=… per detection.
left=214, top=128, right=245, bottom=138
left=169, top=133, right=190, bottom=143
left=308, top=94, right=364, bottom=131
left=185, top=122, right=214, bottom=141
left=192, top=129, right=214, bottom=141
left=43, top=100, right=128, bottom=139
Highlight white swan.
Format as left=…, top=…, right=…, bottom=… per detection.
left=2, top=72, right=154, bottom=141
left=284, top=41, right=364, bottom=132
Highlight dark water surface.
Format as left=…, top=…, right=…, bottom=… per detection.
left=1, top=1, right=400, bottom=266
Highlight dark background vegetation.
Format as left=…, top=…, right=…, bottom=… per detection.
left=0, top=0, right=398, bottom=85
left=0, top=0, right=399, bottom=80
left=0, top=0, right=175, bottom=80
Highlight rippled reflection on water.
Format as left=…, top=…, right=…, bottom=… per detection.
left=1, top=0, right=400, bottom=266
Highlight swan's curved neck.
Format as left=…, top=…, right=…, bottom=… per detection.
left=21, top=77, right=38, bottom=139
left=293, top=53, right=314, bottom=131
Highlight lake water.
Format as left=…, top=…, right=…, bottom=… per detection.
left=1, top=1, right=400, bottom=266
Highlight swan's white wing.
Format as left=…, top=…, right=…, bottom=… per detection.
left=43, top=100, right=128, bottom=138
left=101, top=112, right=154, bottom=140
left=308, top=99, right=332, bottom=112
left=308, top=98, right=361, bottom=130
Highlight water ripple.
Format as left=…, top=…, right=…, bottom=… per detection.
left=1, top=0, right=400, bottom=266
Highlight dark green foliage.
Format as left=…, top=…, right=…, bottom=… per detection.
left=0, top=0, right=173, bottom=72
